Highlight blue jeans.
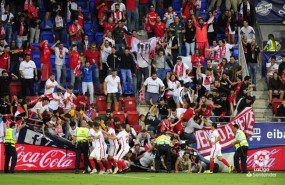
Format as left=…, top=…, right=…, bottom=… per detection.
left=4, top=23, right=12, bottom=44
left=17, top=36, right=28, bottom=48
left=121, top=69, right=133, bottom=91
left=182, top=132, right=196, bottom=143
left=248, top=63, right=258, bottom=86
left=137, top=67, right=149, bottom=90
left=127, top=10, right=139, bottom=31
left=56, top=64, right=67, bottom=86
left=156, top=69, right=166, bottom=81
left=185, top=42, right=195, bottom=56
left=93, top=68, right=100, bottom=92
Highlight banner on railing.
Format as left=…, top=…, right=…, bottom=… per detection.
left=0, top=144, right=79, bottom=171
left=195, top=107, right=255, bottom=155
left=255, top=0, right=285, bottom=24
left=261, top=51, right=285, bottom=77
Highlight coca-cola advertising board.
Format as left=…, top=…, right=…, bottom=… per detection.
left=247, top=146, right=285, bottom=171
left=0, top=144, right=77, bottom=171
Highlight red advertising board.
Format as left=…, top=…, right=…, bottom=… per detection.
left=0, top=144, right=78, bottom=171
left=247, top=146, right=285, bottom=171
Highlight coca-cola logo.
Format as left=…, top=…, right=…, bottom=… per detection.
left=247, top=149, right=279, bottom=169
left=16, top=146, right=75, bottom=169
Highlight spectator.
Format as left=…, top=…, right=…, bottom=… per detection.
left=80, top=60, right=96, bottom=105
left=126, top=0, right=139, bottom=31
left=0, top=70, right=17, bottom=97
left=152, top=49, right=173, bottom=81
left=96, top=1, right=108, bottom=22
left=174, top=57, right=190, bottom=81
left=63, top=85, right=76, bottom=110
left=144, top=4, right=158, bottom=38
left=20, top=40, right=37, bottom=59
left=104, top=69, right=122, bottom=111
left=238, top=0, right=254, bottom=26
left=1, top=3, right=13, bottom=44
left=182, top=115, right=208, bottom=143
left=19, top=54, right=37, bottom=97
left=278, top=56, right=285, bottom=77
left=226, top=10, right=237, bottom=44
left=135, top=51, right=150, bottom=92
left=113, top=3, right=125, bottom=23
left=100, top=17, right=116, bottom=34
left=141, top=72, right=165, bottom=106
left=69, top=44, right=80, bottom=90
left=168, top=16, right=185, bottom=51
left=266, top=56, right=279, bottom=86
left=106, top=47, right=120, bottom=75
left=112, top=20, right=130, bottom=52
left=276, top=101, right=285, bottom=122
left=100, top=39, right=112, bottom=82
left=84, top=43, right=102, bottom=94
left=165, top=31, right=179, bottom=65
left=240, top=20, right=255, bottom=43
left=74, top=92, right=91, bottom=110
left=0, top=95, right=10, bottom=115
left=263, top=34, right=281, bottom=52
left=44, top=72, right=65, bottom=95
left=226, top=56, right=239, bottom=70
left=247, top=39, right=260, bottom=87
left=145, top=105, right=160, bottom=133
left=54, top=9, right=65, bottom=43
left=139, top=0, right=149, bottom=29
left=192, top=10, right=216, bottom=58
left=48, top=89, right=64, bottom=113
left=235, top=95, right=254, bottom=115
left=15, top=14, right=28, bottom=48
left=43, top=0, right=56, bottom=28
left=138, top=114, right=146, bottom=130
left=268, top=72, right=284, bottom=106
left=9, top=40, right=21, bottom=77
left=111, top=0, right=126, bottom=13
left=0, top=45, right=10, bottom=74
left=207, top=11, right=217, bottom=46
left=184, top=19, right=196, bottom=56
left=68, top=19, right=84, bottom=49
left=164, top=6, right=177, bottom=28
left=237, top=75, right=254, bottom=102
left=10, top=96, right=28, bottom=119
left=54, top=41, right=68, bottom=87
left=175, top=152, right=192, bottom=173
left=28, top=2, right=40, bottom=43
left=30, top=97, right=51, bottom=120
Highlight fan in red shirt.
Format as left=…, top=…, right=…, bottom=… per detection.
left=68, top=19, right=84, bottom=44
left=100, top=17, right=116, bottom=34
left=181, top=0, right=195, bottom=20
left=144, top=5, right=158, bottom=38
left=84, top=44, right=101, bottom=67
left=97, top=1, right=108, bottom=21
left=191, top=10, right=216, bottom=58
left=191, top=49, right=205, bottom=68
left=153, top=16, right=166, bottom=39
left=19, top=41, right=37, bottom=59
left=160, top=116, right=174, bottom=133
left=39, top=40, right=57, bottom=82
left=199, top=104, right=213, bottom=118
left=74, top=92, right=91, bottom=110
left=182, top=103, right=196, bottom=121
left=0, top=45, right=10, bottom=72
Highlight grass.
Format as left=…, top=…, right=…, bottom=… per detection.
left=0, top=172, right=284, bottom=185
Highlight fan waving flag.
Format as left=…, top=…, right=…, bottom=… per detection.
left=15, top=105, right=25, bottom=117
left=74, top=63, right=82, bottom=77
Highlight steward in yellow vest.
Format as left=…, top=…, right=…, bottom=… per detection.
left=4, top=122, right=26, bottom=174
left=232, top=124, right=249, bottom=173
left=155, top=132, right=172, bottom=173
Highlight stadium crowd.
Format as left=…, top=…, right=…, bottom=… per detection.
left=1, top=0, right=279, bottom=174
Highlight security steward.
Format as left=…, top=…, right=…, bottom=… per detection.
left=232, top=124, right=249, bottom=173
left=155, top=132, right=172, bottom=173
left=4, top=122, right=26, bottom=173
left=72, top=121, right=89, bottom=174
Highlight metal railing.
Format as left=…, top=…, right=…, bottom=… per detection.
left=238, top=27, right=250, bottom=78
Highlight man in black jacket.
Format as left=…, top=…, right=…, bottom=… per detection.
left=112, top=20, right=131, bottom=53
left=119, top=47, right=136, bottom=93
left=0, top=70, right=18, bottom=98
left=106, top=47, right=120, bottom=74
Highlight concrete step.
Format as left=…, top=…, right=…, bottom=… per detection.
left=253, top=99, right=268, bottom=108
left=252, top=91, right=268, bottom=99
left=136, top=104, right=149, bottom=115
left=253, top=108, right=273, bottom=119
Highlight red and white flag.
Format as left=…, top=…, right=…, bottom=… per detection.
left=74, top=63, right=82, bottom=77
left=15, top=105, right=25, bottom=117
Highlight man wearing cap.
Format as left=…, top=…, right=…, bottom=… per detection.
left=4, top=122, right=26, bottom=173
left=155, top=132, right=172, bottom=173
left=104, top=69, right=122, bottom=111
left=72, top=120, right=89, bottom=174
left=232, top=124, right=249, bottom=173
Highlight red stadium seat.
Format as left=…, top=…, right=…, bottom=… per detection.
left=112, top=97, right=123, bottom=111
left=98, top=111, right=106, bottom=117
left=133, top=125, right=141, bottom=133
left=113, top=111, right=125, bottom=124
left=124, top=97, right=137, bottom=111
left=272, top=98, right=283, bottom=115
left=126, top=111, right=139, bottom=125
left=10, top=82, right=22, bottom=98
left=96, top=96, right=107, bottom=111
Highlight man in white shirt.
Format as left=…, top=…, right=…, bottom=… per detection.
left=54, top=42, right=68, bottom=86
left=266, top=56, right=279, bottom=84
left=104, top=69, right=122, bottom=111
left=1, top=4, right=14, bottom=44
left=63, top=85, right=77, bottom=110
left=173, top=57, right=190, bottom=81
left=101, top=40, right=112, bottom=81
left=19, top=54, right=38, bottom=98
left=30, top=97, right=51, bottom=120
left=48, top=89, right=64, bottom=112
left=204, top=123, right=232, bottom=173
left=111, top=0, right=126, bottom=12
left=44, top=73, right=65, bottom=95
left=240, top=20, right=255, bottom=43
left=141, top=72, right=165, bottom=105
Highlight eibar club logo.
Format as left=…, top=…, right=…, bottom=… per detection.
left=255, top=1, right=273, bottom=16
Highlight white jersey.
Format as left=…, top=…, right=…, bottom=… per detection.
left=108, top=128, right=119, bottom=147
left=210, top=130, right=221, bottom=149
left=89, top=129, right=105, bottom=149
left=139, top=152, right=155, bottom=167
left=117, top=130, right=130, bottom=150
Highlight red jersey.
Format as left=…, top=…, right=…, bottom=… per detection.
left=97, top=4, right=108, bottom=19
left=39, top=41, right=51, bottom=65
left=183, top=108, right=195, bottom=121
left=195, top=22, right=208, bottom=43
left=68, top=24, right=82, bottom=41
left=0, top=52, right=10, bottom=71
left=126, top=0, right=136, bottom=10
left=191, top=55, right=204, bottom=68
left=160, top=119, right=173, bottom=133
left=235, top=81, right=242, bottom=94
left=173, top=121, right=183, bottom=136
left=69, top=51, right=80, bottom=69
left=182, top=2, right=194, bottom=20
left=146, top=12, right=158, bottom=23
left=74, top=95, right=90, bottom=109
left=102, top=21, right=116, bottom=33
left=228, top=94, right=236, bottom=105
left=113, top=11, right=124, bottom=22
left=154, top=22, right=166, bottom=37
left=84, top=50, right=100, bottom=66
left=200, top=108, right=213, bottom=117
